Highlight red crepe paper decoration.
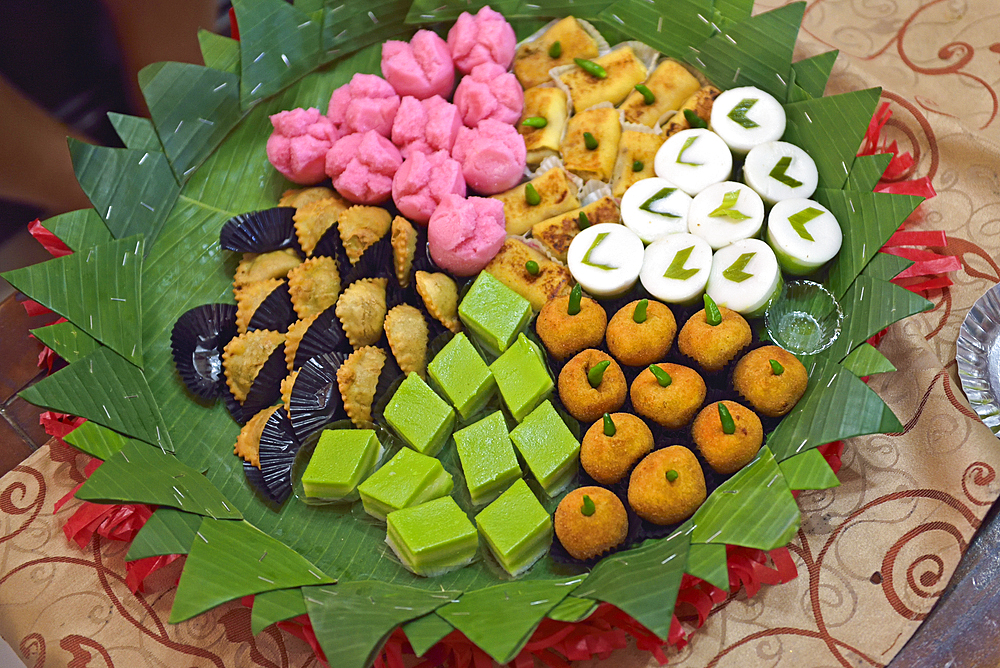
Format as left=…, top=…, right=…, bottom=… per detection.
left=29, top=316, right=68, bottom=373
left=20, top=299, right=54, bottom=318
left=229, top=7, right=240, bottom=41
left=27, top=219, right=73, bottom=258
left=860, top=102, right=936, bottom=200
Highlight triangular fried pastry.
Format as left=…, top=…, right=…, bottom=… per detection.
left=235, top=278, right=285, bottom=334
left=337, top=346, right=387, bottom=428
left=288, top=255, right=341, bottom=320
left=336, top=278, right=388, bottom=348
left=280, top=370, right=299, bottom=415
left=293, top=194, right=350, bottom=256
left=279, top=187, right=337, bottom=209
left=234, top=249, right=301, bottom=287
left=338, top=205, right=392, bottom=265
left=284, top=314, right=320, bottom=370
left=415, top=271, right=461, bottom=333
left=384, top=304, right=429, bottom=379
left=391, top=215, right=417, bottom=288
left=223, top=330, right=285, bottom=403
left=235, top=405, right=280, bottom=467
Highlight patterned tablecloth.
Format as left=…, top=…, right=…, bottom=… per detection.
left=2, top=0, right=1000, bottom=665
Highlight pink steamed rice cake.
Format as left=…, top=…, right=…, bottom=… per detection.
left=381, top=30, right=456, bottom=100
left=266, top=108, right=340, bottom=185
left=391, top=95, right=463, bottom=159
left=451, top=119, right=526, bottom=195
left=327, top=73, right=400, bottom=137
left=453, top=62, right=523, bottom=127
left=447, top=6, right=516, bottom=74
left=392, top=150, right=466, bottom=224
left=325, top=130, right=402, bottom=205
left=427, top=194, right=506, bottom=276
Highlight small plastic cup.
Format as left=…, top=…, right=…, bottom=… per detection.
left=764, top=280, right=843, bottom=355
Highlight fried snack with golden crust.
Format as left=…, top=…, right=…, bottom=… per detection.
left=492, top=167, right=580, bottom=235
left=619, top=60, right=700, bottom=128
left=677, top=306, right=751, bottom=372
left=532, top=196, right=620, bottom=263
left=338, top=205, right=392, bottom=265
left=606, top=299, right=676, bottom=367
left=733, top=345, right=809, bottom=417
left=536, top=293, right=607, bottom=361
left=415, top=271, right=461, bottom=333
left=513, top=16, right=599, bottom=89
left=234, top=249, right=301, bottom=288
left=391, top=216, right=417, bottom=288
left=580, top=413, right=654, bottom=485
left=337, top=346, right=387, bottom=428
left=336, top=278, right=388, bottom=348
left=560, top=107, right=621, bottom=183
left=628, top=446, right=706, bottom=525
left=223, top=330, right=285, bottom=403
left=288, top=256, right=341, bottom=320
left=234, top=278, right=285, bottom=334
left=692, top=401, right=763, bottom=474
left=630, top=363, right=706, bottom=430
left=558, top=349, right=626, bottom=422
left=555, top=486, right=629, bottom=560
left=558, top=47, right=647, bottom=111
left=610, top=131, right=665, bottom=198
left=279, top=187, right=336, bottom=208
left=662, top=85, right=721, bottom=138
left=384, top=304, right=429, bottom=379
left=280, top=370, right=299, bottom=415
left=293, top=194, right=350, bottom=256
left=518, top=86, right=569, bottom=165
left=483, top=237, right=573, bottom=311
left=234, top=405, right=280, bottom=468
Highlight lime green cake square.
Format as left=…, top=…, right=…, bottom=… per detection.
left=490, top=333, right=554, bottom=422
left=301, top=429, right=382, bottom=499
left=383, top=372, right=455, bottom=457
left=458, top=271, right=532, bottom=356
left=386, top=496, right=478, bottom=577
left=475, top=479, right=553, bottom=576
left=453, top=410, right=521, bottom=506
left=427, top=333, right=497, bottom=419
left=510, top=401, right=580, bottom=496
left=358, top=448, right=453, bottom=521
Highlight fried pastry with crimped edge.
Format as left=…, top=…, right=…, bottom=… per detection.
left=336, top=277, right=388, bottom=348
left=532, top=196, right=620, bottom=263
left=235, top=405, right=280, bottom=467
left=339, top=205, right=392, bottom=265
left=619, top=59, right=701, bottom=128
left=384, top=304, right=429, bottom=378
left=558, top=47, right=647, bottom=111
left=492, top=166, right=580, bottom=235
left=391, top=216, right=418, bottom=289
left=483, top=237, right=573, bottom=311
left=287, top=255, right=341, bottom=320
left=610, top=131, right=665, bottom=198
left=513, top=16, right=600, bottom=89
left=518, top=86, right=569, bottom=166
left=280, top=370, right=299, bottom=415
left=279, top=187, right=337, bottom=209
left=223, top=329, right=285, bottom=403
left=662, top=85, right=721, bottom=138
left=235, top=278, right=285, bottom=334
left=337, top=345, right=387, bottom=428
left=293, top=194, right=351, bottom=256
left=284, top=313, right=320, bottom=371
left=234, top=249, right=301, bottom=288
left=561, top=106, right=622, bottom=183
left=415, top=270, right=461, bottom=333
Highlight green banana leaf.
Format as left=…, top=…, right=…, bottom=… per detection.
left=778, top=448, right=840, bottom=490
left=547, top=595, right=599, bottom=622
left=108, top=113, right=164, bottom=152
left=846, top=153, right=893, bottom=192
left=62, top=420, right=129, bottom=460
left=41, top=208, right=112, bottom=252
left=402, top=613, right=455, bottom=657
left=126, top=508, right=203, bottom=561
left=713, top=0, right=754, bottom=25
left=599, top=0, right=715, bottom=62
left=790, top=50, right=838, bottom=99
left=862, top=252, right=914, bottom=282
left=841, top=342, right=897, bottom=377
left=685, top=541, right=730, bottom=591
left=198, top=30, right=242, bottom=75
left=251, top=587, right=309, bottom=635
left=30, top=320, right=100, bottom=364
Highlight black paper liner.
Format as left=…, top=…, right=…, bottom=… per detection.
left=220, top=207, right=301, bottom=254
left=170, top=303, right=239, bottom=400
left=311, top=220, right=348, bottom=272
left=288, top=351, right=351, bottom=442
left=247, top=282, right=296, bottom=334
left=244, top=459, right=283, bottom=504
left=291, top=305, right=350, bottom=369
left=223, top=342, right=288, bottom=425
left=258, top=408, right=302, bottom=505
left=341, top=232, right=393, bottom=286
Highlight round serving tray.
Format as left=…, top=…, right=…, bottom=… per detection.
left=957, top=283, right=1000, bottom=435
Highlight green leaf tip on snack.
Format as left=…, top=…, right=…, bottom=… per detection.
left=581, top=494, right=596, bottom=516
left=632, top=160, right=644, bottom=172
left=603, top=413, right=616, bottom=437
left=635, top=83, right=655, bottom=105
left=663, top=245, right=699, bottom=280
left=727, top=98, right=760, bottom=128
left=639, top=187, right=681, bottom=218
left=583, top=131, right=599, bottom=150
left=769, top=155, right=803, bottom=188
left=525, top=260, right=540, bottom=275
left=770, top=359, right=785, bottom=375
left=718, top=402, right=736, bottom=434
left=708, top=190, right=751, bottom=221
left=722, top=252, right=756, bottom=283
left=549, top=40, right=562, bottom=58
left=525, top=182, right=541, bottom=206
left=581, top=232, right=616, bottom=270
left=649, top=364, right=672, bottom=387
left=676, top=135, right=702, bottom=166
left=578, top=211, right=590, bottom=229
left=666, top=469, right=679, bottom=482
left=568, top=283, right=582, bottom=315
left=683, top=108, right=707, bottom=129
left=574, top=57, right=607, bottom=78
left=633, top=299, right=648, bottom=323
left=588, top=360, right=611, bottom=388
left=704, top=293, right=722, bottom=325
left=522, top=116, right=548, bottom=128
left=787, top=206, right=822, bottom=241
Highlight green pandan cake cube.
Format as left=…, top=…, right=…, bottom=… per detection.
left=428, top=333, right=497, bottom=419
left=358, top=448, right=454, bottom=521
left=386, top=496, right=478, bottom=577
left=490, top=334, right=554, bottom=422
left=458, top=271, right=533, bottom=355
left=301, top=429, right=382, bottom=499
left=475, top=479, right=553, bottom=576
left=453, top=410, right=521, bottom=506
left=384, top=372, right=456, bottom=457
left=510, top=401, right=580, bottom=496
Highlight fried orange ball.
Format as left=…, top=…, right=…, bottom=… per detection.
left=733, top=345, right=808, bottom=417
left=691, top=400, right=763, bottom=474
left=677, top=306, right=751, bottom=372
left=580, top=413, right=654, bottom=485
left=557, top=349, right=627, bottom=422
left=630, top=363, right=706, bottom=430
left=536, top=293, right=608, bottom=360
left=627, top=446, right=706, bottom=525
left=555, top=486, right=629, bottom=560
left=606, top=299, right=676, bottom=367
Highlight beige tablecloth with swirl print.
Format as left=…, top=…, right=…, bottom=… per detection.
left=3, top=1, right=1000, bottom=666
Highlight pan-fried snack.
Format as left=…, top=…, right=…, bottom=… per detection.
left=482, top=237, right=573, bottom=311
left=223, top=330, right=285, bottom=403
left=384, top=304, right=430, bottom=378
left=531, top=196, right=620, bottom=262
left=620, top=60, right=700, bottom=128
left=234, top=249, right=300, bottom=288
left=235, top=405, right=281, bottom=467
left=338, top=205, right=392, bottom=265
left=610, top=130, right=665, bottom=198
left=662, top=85, right=721, bottom=138
left=518, top=86, right=569, bottom=165
left=513, top=16, right=600, bottom=89
left=235, top=278, right=286, bottom=334
left=390, top=216, right=417, bottom=288
left=415, top=271, right=461, bottom=333
left=287, top=256, right=341, bottom=320
left=292, top=194, right=351, bottom=256
left=557, top=47, right=647, bottom=111
left=337, top=346, right=387, bottom=428
left=336, top=278, right=388, bottom=348
left=493, top=166, right=580, bottom=235
left=560, top=107, right=621, bottom=182
left=279, top=187, right=337, bottom=209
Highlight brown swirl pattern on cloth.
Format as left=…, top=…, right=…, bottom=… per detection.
left=2, top=1, right=1000, bottom=666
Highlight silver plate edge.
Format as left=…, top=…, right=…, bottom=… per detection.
left=956, top=283, right=1000, bottom=436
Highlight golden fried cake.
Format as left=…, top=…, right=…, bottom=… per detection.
left=336, top=278, right=388, bottom=348
left=558, top=349, right=627, bottom=422
left=223, top=329, right=285, bottom=403
left=287, top=255, right=341, bottom=320
left=293, top=194, right=350, bottom=256
left=580, top=413, right=654, bottom=485
left=560, top=107, right=621, bottom=183
left=558, top=47, right=647, bottom=111
left=284, top=314, right=319, bottom=370
left=483, top=237, right=573, bottom=311
left=630, top=363, right=706, bottom=430
left=532, top=196, right=620, bottom=263
left=384, top=304, right=429, bottom=378
left=692, top=401, right=763, bottom=474
left=338, top=205, right=392, bottom=265
left=513, top=16, right=600, bottom=89
left=234, top=278, right=285, bottom=334
left=280, top=370, right=299, bottom=414
left=391, top=216, right=418, bottom=288
left=662, top=85, right=721, bottom=138
left=518, top=86, right=569, bottom=165
left=233, top=249, right=301, bottom=288
left=606, top=299, right=677, bottom=367
left=733, top=345, right=809, bottom=417
left=619, top=60, right=701, bottom=128
left=555, top=486, right=629, bottom=560
left=628, top=446, right=706, bottom=525
left=234, top=405, right=280, bottom=467
left=337, top=346, right=387, bottom=428
left=492, top=167, right=580, bottom=235
left=536, top=292, right=607, bottom=360
left=610, top=131, right=665, bottom=198
left=279, top=187, right=337, bottom=208
left=415, top=270, right=461, bottom=333
left=677, top=306, right=752, bottom=372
